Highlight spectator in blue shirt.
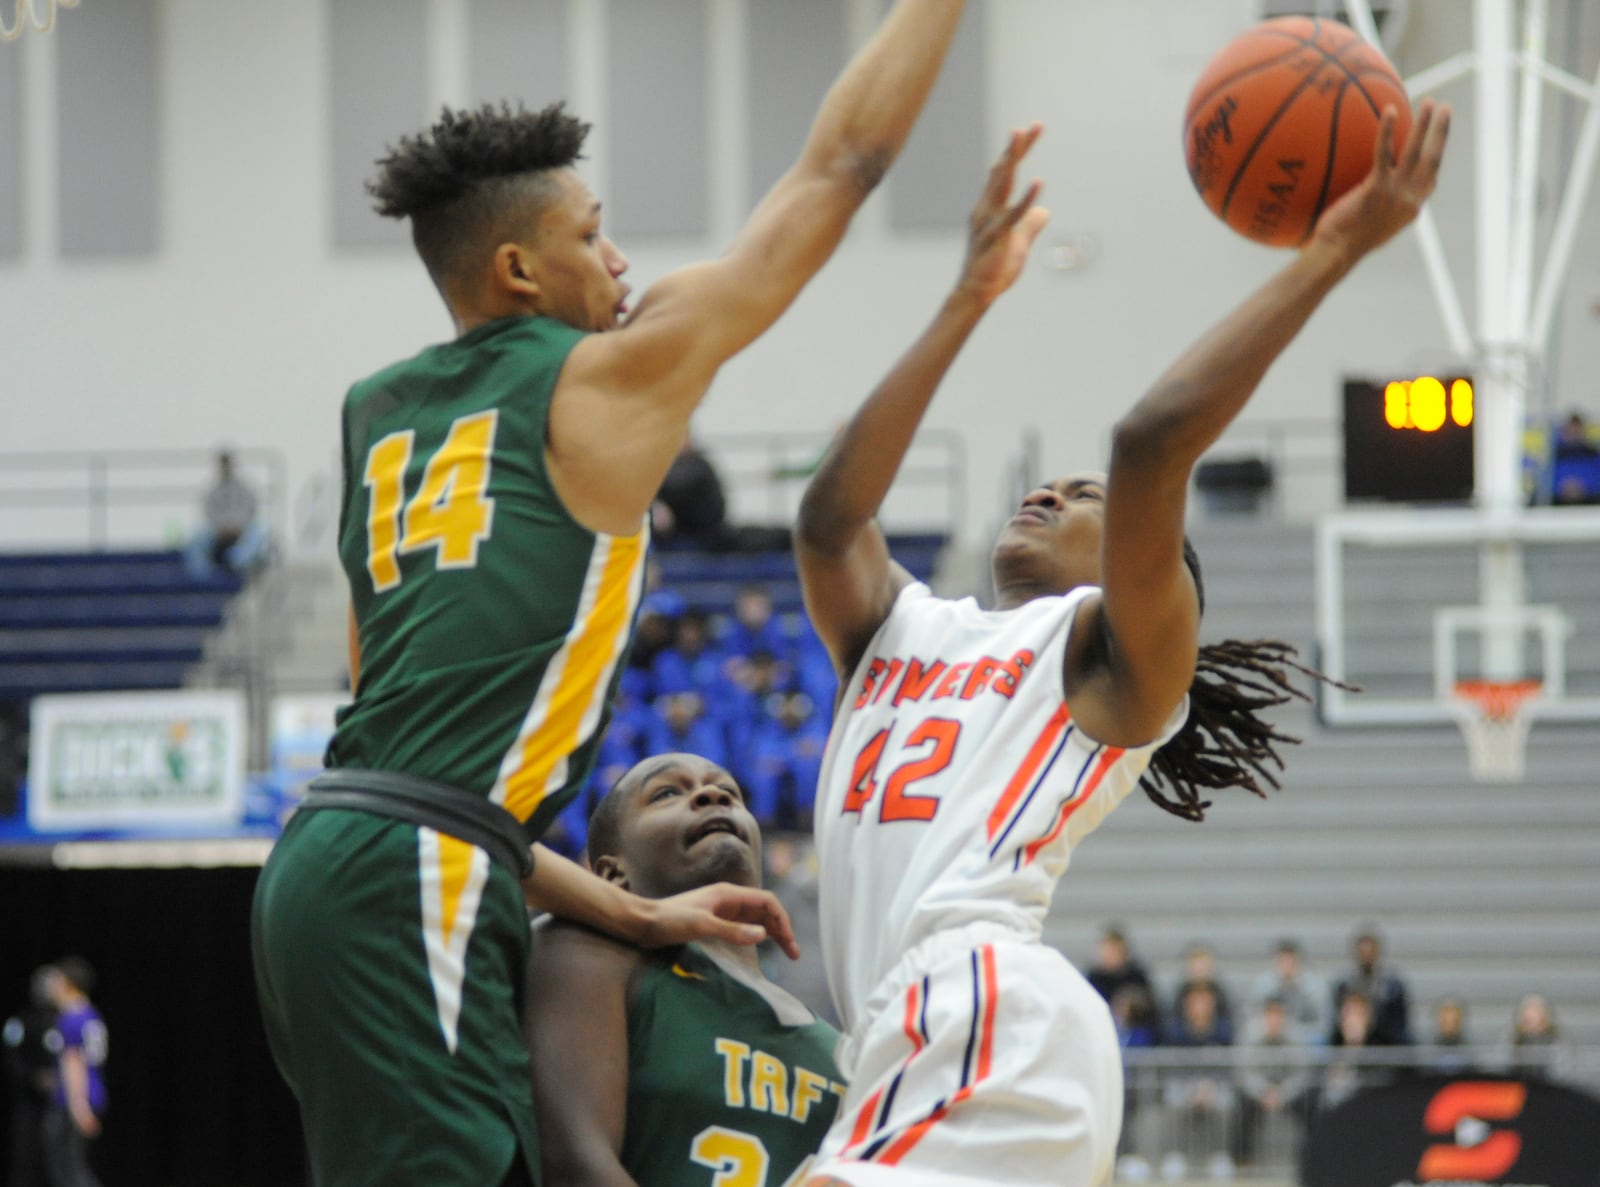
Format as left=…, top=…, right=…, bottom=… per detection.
left=645, top=692, right=730, bottom=774
left=741, top=690, right=829, bottom=828
left=720, top=584, right=790, bottom=662
left=652, top=611, right=741, bottom=721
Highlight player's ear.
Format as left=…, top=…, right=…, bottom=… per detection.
left=590, top=853, right=628, bottom=888
left=494, top=243, right=541, bottom=302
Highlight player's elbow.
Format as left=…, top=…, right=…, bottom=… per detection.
left=796, top=493, right=862, bottom=559
left=803, top=142, right=896, bottom=205
left=1109, top=413, right=1171, bottom=471
left=839, top=144, right=895, bottom=197
left=1111, top=396, right=1200, bottom=473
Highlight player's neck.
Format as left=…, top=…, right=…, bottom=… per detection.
left=699, top=937, right=763, bottom=976
left=992, top=580, right=1054, bottom=611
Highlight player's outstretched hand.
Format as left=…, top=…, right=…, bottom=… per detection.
left=955, top=123, right=1051, bottom=307
left=1309, top=98, right=1451, bottom=264
left=638, top=881, right=801, bottom=960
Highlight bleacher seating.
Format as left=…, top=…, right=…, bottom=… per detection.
left=0, top=551, right=240, bottom=699
left=545, top=533, right=949, bottom=855
left=1054, top=517, right=1600, bottom=1047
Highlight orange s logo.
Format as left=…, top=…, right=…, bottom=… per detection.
left=1417, top=1082, right=1527, bottom=1181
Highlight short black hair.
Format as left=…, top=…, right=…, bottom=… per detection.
left=367, top=101, right=591, bottom=290
left=56, top=956, right=95, bottom=996
left=585, top=772, right=633, bottom=866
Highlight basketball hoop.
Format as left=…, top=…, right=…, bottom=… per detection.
left=1, top=0, right=78, bottom=43
left=1449, top=679, right=1542, bottom=782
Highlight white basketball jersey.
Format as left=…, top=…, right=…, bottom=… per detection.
left=814, top=583, right=1187, bottom=1032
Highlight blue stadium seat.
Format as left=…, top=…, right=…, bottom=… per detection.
left=652, top=533, right=946, bottom=618
left=0, top=550, right=240, bottom=699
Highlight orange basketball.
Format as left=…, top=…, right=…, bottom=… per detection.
left=1184, top=17, right=1411, bottom=247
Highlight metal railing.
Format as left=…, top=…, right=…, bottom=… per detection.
left=0, top=447, right=293, bottom=768
left=1112, top=1043, right=1600, bottom=1182
left=0, top=447, right=287, bottom=552
left=1193, top=417, right=1342, bottom=523
left=699, top=429, right=965, bottom=540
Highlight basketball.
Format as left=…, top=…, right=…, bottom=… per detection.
left=1183, top=17, right=1412, bottom=247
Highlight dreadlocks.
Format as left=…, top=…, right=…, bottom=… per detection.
left=366, top=101, right=591, bottom=290
left=1139, top=541, right=1355, bottom=822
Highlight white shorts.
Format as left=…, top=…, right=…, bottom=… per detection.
left=809, top=933, right=1122, bottom=1187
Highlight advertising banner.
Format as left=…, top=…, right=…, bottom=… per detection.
left=268, top=692, right=347, bottom=799
left=1303, top=1075, right=1600, bottom=1187
left=27, top=691, right=247, bottom=833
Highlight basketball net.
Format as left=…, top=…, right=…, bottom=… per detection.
left=1449, top=679, right=1541, bottom=782
left=0, top=0, right=78, bottom=42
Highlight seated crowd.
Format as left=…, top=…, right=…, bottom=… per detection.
left=545, top=579, right=836, bottom=858
left=1085, top=923, right=1577, bottom=1181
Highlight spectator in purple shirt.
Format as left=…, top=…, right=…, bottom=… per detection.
left=41, top=957, right=106, bottom=1187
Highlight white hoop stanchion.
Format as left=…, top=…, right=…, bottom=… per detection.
left=0, top=0, right=79, bottom=43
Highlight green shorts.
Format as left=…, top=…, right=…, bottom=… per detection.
left=252, top=807, right=538, bottom=1187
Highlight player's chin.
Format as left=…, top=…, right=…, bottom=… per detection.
left=990, top=528, right=1039, bottom=563
left=685, top=833, right=760, bottom=884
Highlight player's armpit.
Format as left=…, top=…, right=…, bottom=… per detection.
left=796, top=532, right=916, bottom=683
left=1061, top=585, right=1196, bottom=750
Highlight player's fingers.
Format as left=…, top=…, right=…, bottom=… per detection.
left=1001, top=180, right=1045, bottom=230
left=1371, top=106, right=1399, bottom=177
left=1014, top=121, right=1045, bottom=161
left=1399, top=99, right=1433, bottom=172
left=699, top=914, right=771, bottom=947
left=1419, top=102, right=1452, bottom=183
left=983, top=130, right=1024, bottom=203
left=1017, top=204, right=1052, bottom=248
left=706, top=884, right=800, bottom=958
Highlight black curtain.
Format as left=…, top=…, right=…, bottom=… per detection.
left=0, top=865, right=306, bottom=1187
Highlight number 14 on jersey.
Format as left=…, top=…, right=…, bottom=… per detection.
left=363, top=410, right=499, bottom=593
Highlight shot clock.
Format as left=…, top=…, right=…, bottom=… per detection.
left=1343, top=376, right=1476, bottom=504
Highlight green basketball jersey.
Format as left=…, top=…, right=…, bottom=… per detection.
left=623, top=945, right=846, bottom=1187
left=328, top=315, right=648, bottom=839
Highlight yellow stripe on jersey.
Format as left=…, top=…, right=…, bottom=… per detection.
left=436, top=832, right=475, bottom=947
left=493, top=528, right=646, bottom=822
left=418, top=828, right=490, bottom=1054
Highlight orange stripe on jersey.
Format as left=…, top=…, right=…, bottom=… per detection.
left=975, top=944, right=998, bottom=1080
left=985, top=704, right=1071, bottom=841
left=845, top=1087, right=886, bottom=1151
left=902, top=978, right=926, bottom=1053
left=1020, top=745, right=1125, bottom=866
left=497, top=530, right=645, bottom=822
left=843, top=977, right=925, bottom=1158
left=875, top=946, right=1000, bottom=1167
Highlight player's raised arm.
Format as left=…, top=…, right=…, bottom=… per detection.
left=552, top=0, right=972, bottom=535
left=1069, top=101, right=1451, bottom=747
left=523, top=842, right=800, bottom=959
left=796, top=127, right=1050, bottom=678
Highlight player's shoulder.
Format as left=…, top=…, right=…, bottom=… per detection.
left=348, top=316, right=586, bottom=400
left=884, top=580, right=942, bottom=620
left=530, top=917, right=649, bottom=989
